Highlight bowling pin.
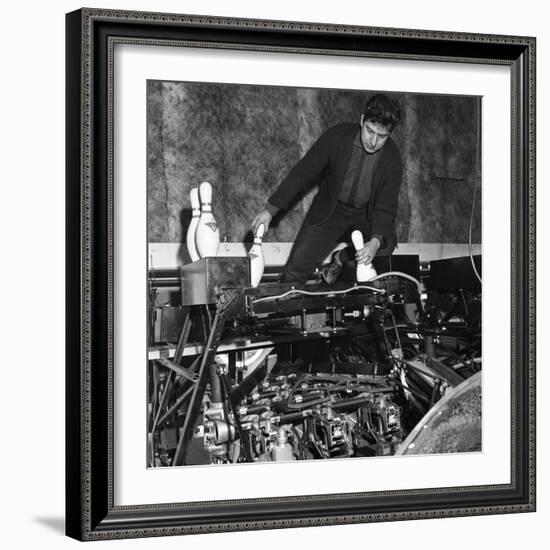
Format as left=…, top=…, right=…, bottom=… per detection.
left=195, top=181, right=220, bottom=257
left=351, top=230, right=377, bottom=282
left=186, top=187, right=201, bottom=262
left=249, top=223, right=265, bottom=287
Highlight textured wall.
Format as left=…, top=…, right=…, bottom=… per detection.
left=401, top=95, right=481, bottom=243
left=147, top=81, right=481, bottom=255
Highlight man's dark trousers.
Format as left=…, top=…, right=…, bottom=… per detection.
left=281, top=201, right=395, bottom=283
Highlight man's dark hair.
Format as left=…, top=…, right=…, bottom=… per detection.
left=363, top=94, right=401, bottom=130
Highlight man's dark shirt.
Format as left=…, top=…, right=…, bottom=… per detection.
left=338, top=131, right=380, bottom=209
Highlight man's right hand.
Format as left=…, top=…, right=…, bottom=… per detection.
left=252, top=210, right=273, bottom=235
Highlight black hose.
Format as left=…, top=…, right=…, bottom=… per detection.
left=218, top=372, right=253, bottom=462
left=285, top=395, right=331, bottom=410
left=332, top=396, right=373, bottom=411
left=277, top=410, right=314, bottom=423
left=245, top=404, right=270, bottom=415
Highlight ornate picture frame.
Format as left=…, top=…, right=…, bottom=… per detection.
left=65, top=8, right=536, bottom=541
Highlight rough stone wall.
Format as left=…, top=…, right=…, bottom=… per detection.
left=400, top=94, right=481, bottom=243
left=147, top=81, right=481, bottom=253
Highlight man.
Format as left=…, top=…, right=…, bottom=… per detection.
left=252, top=94, right=402, bottom=283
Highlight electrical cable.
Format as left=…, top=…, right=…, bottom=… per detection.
left=251, top=285, right=385, bottom=304
left=368, top=271, right=422, bottom=294
left=291, top=426, right=305, bottom=459
left=468, top=181, right=482, bottom=284
left=469, top=99, right=482, bottom=284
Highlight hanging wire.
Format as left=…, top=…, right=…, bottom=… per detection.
left=468, top=98, right=482, bottom=285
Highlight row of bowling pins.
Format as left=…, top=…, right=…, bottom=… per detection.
left=186, top=182, right=266, bottom=287
left=186, top=182, right=220, bottom=260
left=185, top=183, right=374, bottom=285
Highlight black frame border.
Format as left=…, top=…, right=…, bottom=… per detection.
left=66, top=8, right=536, bottom=541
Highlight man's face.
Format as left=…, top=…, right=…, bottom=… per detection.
left=360, top=116, right=392, bottom=154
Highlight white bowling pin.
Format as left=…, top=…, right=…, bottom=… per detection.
left=249, top=223, right=265, bottom=287
left=351, top=230, right=377, bottom=282
left=186, top=187, right=201, bottom=262
left=195, top=181, right=220, bottom=257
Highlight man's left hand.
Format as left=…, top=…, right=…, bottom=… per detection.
left=355, top=237, right=381, bottom=265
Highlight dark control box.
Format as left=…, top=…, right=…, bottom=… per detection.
left=373, top=254, right=420, bottom=280
left=180, top=257, right=251, bottom=306
left=428, top=255, right=482, bottom=290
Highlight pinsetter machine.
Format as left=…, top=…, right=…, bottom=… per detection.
left=147, top=254, right=482, bottom=467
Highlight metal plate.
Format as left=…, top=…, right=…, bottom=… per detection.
left=180, top=257, right=251, bottom=305
left=396, top=371, right=481, bottom=455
